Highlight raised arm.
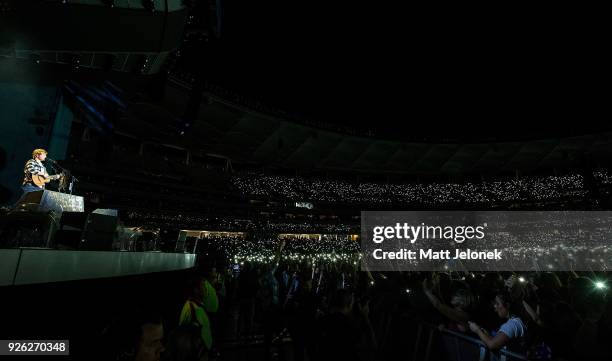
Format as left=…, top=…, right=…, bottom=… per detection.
left=422, top=279, right=470, bottom=324
left=468, top=322, right=510, bottom=350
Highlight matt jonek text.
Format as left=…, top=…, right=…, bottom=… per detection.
left=371, top=248, right=502, bottom=260
left=369, top=222, right=502, bottom=261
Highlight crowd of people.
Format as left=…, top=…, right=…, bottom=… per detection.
left=99, top=264, right=222, bottom=361
left=3, top=226, right=607, bottom=361
left=231, top=172, right=593, bottom=205
left=94, top=228, right=611, bottom=361
left=125, top=211, right=253, bottom=231
left=199, top=233, right=360, bottom=266
left=123, top=211, right=359, bottom=235
left=47, top=164, right=612, bottom=361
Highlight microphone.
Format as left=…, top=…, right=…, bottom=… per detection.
left=45, top=157, right=64, bottom=173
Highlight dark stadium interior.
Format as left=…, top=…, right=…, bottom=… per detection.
left=0, top=2, right=611, bottom=361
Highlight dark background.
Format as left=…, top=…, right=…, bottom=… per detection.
left=197, top=2, right=609, bottom=140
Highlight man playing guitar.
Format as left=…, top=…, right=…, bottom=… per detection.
left=21, top=149, right=62, bottom=195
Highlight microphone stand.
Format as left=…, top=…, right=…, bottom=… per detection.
left=69, top=175, right=79, bottom=195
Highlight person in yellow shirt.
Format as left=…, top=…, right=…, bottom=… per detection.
left=201, top=266, right=219, bottom=314
left=179, top=267, right=219, bottom=355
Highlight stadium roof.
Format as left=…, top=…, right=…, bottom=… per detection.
left=157, top=80, right=612, bottom=176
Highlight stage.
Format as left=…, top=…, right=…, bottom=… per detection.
left=0, top=248, right=195, bottom=286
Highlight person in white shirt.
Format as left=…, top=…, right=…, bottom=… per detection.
left=469, top=291, right=527, bottom=351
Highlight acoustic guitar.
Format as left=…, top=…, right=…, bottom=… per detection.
left=31, top=173, right=63, bottom=188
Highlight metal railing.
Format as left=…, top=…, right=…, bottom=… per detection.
left=411, top=322, right=528, bottom=361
